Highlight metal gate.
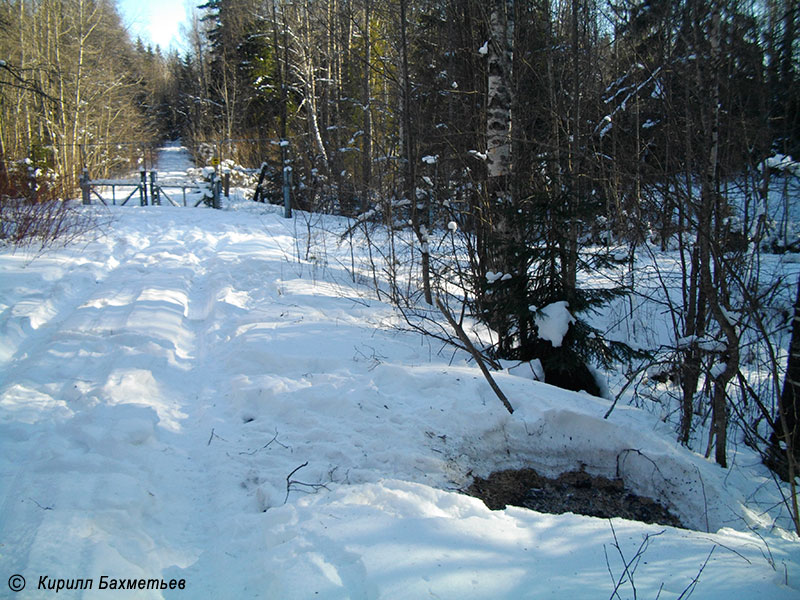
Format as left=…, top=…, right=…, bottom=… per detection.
left=80, top=169, right=223, bottom=209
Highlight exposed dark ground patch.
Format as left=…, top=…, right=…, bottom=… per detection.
left=466, top=467, right=684, bottom=528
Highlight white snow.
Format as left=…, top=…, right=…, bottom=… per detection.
left=478, top=41, right=489, bottom=55
left=762, top=153, right=800, bottom=177
left=486, top=271, right=510, bottom=284
left=506, top=359, right=544, bottom=382
left=598, top=115, right=612, bottom=137
left=531, top=301, right=575, bottom=348
left=710, top=362, right=727, bottom=379
left=0, top=149, right=798, bottom=598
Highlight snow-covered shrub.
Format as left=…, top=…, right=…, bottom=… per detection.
left=3, top=157, right=59, bottom=202
left=195, top=142, right=216, bottom=166
left=219, top=159, right=258, bottom=188
left=0, top=197, right=100, bottom=249
left=0, top=155, right=97, bottom=249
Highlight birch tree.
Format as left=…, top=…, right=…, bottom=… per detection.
left=0, top=0, right=152, bottom=195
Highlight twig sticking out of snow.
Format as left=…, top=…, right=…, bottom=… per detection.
left=238, top=430, right=289, bottom=456
left=435, top=296, right=514, bottom=414
left=675, top=546, right=716, bottom=600
left=615, top=448, right=688, bottom=528
left=284, top=461, right=329, bottom=503
left=28, top=497, right=53, bottom=510
left=605, top=521, right=665, bottom=600
left=207, top=428, right=227, bottom=446
left=604, top=497, right=717, bottom=599
left=693, top=464, right=710, bottom=533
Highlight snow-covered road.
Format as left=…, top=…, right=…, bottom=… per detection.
left=0, top=147, right=798, bottom=598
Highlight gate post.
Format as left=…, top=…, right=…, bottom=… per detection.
left=140, top=171, right=148, bottom=205
left=80, top=168, right=90, bottom=205
left=283, top=164, right=292, bottom=219
left=212, top=172, right=222, bottom=209
left=150, top=171, right=160, bottom=205
left=281, top=140, right=292, bottom=219
left=252, top=162, right=268, bottom=203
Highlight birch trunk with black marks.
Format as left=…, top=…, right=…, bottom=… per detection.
left=480, top=0, right=514, bottom=343
left=486, top=0, right=513, bottom=187
left=298, top=0, right=329, bottom=174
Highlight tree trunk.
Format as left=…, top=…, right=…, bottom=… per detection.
left=480, top=0, right=514, bottom=340
left=695, top=8, right=735, bottom=468
left=272, top=0, right=288, bottom=144
left=361, top=0, right=372, bottom=214
left=774, top=275, right=800, bottom=473
left=486, top=0, right=513, bottom=186
left=399, top=0, right=431, bottom=305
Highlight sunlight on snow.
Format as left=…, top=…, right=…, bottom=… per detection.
left=0, top=383, right=73, bottom=423
left=9, top=299, right=58, bottom=330
left=103, top=368, right=186, bottom=432
left=0, top=141, right=797, bottom=599
left=308, top=552, right=345, bottom=587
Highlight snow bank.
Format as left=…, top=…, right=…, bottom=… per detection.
left=0, top=166, right=797, bottom=598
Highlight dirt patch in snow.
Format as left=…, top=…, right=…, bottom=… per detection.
left=466, top=468, right=685, bottom=528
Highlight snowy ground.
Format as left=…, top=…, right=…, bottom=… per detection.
left=1, top=145, right=798, bottom=599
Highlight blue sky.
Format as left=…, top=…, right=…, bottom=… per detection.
left=117, top=0, right=191, bottom=52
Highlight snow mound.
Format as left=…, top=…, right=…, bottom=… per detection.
left=531, top=300, right=574, bottom=347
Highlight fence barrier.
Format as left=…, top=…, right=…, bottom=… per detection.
left=80, top=169, right=226, bottom=209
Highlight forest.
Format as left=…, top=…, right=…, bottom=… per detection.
left=1, top=0, right=800, bottom=527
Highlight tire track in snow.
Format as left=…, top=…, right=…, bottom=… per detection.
left=0, top=219, right=240, bottom=589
